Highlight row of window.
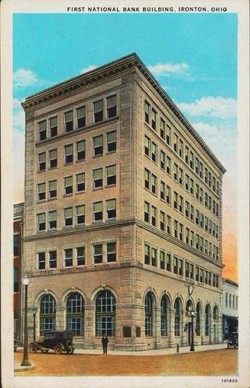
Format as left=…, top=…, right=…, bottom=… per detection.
left=144, top=202, right=219, bottom=260
left=37, top=200, right=116, bottom=231
left=145, top=136, right=220, bottom=217
left=145, top=173, right=219, bottom=236
left=37, top=242, right=117, bottom=270
left=144, top=100, right=221, bottom=196
left=37, top=94, right=117, bottom=142
left=37, top=130, right=116, bottom=172
left=38, top=291, right=218, bottom=338
left=225, top=292, right=238, bottom=310
left=144, top=243, right=220, bottom=287
left=37, top=165, right=116, bottom=201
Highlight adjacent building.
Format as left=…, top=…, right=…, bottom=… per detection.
left=21, top=53, right=225, bottom=350
left=13, top=202, right=24, bottom=341
left=222, top=278, right=238, bottom=339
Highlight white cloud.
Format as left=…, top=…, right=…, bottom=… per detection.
left=80, top=65, right=97, bottom=74
left=13, top=69, right=38, bottom=88
left=13, top=98, right=25, bottom=132
left=147, top=62, right=189, bottom=77
left=177, top=96, right=237, bottom=119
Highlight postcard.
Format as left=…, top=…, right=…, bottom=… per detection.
left=0, top=0, right=249, bottom=387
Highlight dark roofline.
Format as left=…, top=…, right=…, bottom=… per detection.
left=22, top=53, right=226, bottom=173
left=223, top=278, right=238, bottom=287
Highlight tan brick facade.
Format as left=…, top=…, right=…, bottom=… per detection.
left=22, top=54, right=225, bottom=350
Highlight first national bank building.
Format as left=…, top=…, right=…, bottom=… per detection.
left=21, top=53, right=225, bottom=351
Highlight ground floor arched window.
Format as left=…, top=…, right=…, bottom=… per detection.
left=205, top=304, right=211, bottom=336
left=40, top=294, right=56, bottom=335
left=160, top=295, right=168, bottom=336
left=174, top=298, right=181, bottom=336
left=96, top=290, right=116, bottom=336
left=66, top=292, right=84, bottom=336
left=145, top=292, right=154, bottom=336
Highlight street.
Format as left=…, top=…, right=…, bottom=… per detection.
left=15, top=348, right=237, bottom=376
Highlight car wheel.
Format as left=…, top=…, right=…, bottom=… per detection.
left=29, top=343, right=38, bottom=353
left=66, top=346, right=74, bottom=354
left=54, top=343, right=63, bottom=355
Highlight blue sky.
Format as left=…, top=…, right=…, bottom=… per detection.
left=13, top=12, right=237, bottom=202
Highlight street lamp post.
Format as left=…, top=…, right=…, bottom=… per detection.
left=32, top=308, right=37, bottom=341
left=190, top=310, right=195, bottom=351
left=21, top=275, right=31, bottom=366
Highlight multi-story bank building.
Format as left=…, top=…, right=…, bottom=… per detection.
left=22, top=53, right=225, bottom=350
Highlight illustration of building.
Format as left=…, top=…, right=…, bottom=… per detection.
left=21, top=53, right=225, bottom=350
left=13, top=202, right=24, bottom=341
left=222, top=278, right=238, bottom=339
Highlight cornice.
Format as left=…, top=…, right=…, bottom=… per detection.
left=21, top=52, right=226, bottom=173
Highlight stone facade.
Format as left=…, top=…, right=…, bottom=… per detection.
left=21, top=53, right=225, bottom=350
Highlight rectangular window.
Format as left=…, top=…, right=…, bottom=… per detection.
left=167, top=215, right=171, bottom=234
left=107, top=95, right=117, bottom=118
left=107, top=241, right=116, bottom=262
left=160, top=118, right=165, bottom=139
left=144, top=168, right=150, bottom=190
left=76, top=173, right=85, bottom=192
left=160, top=151, right=165, bottom=170
left=48, top=210, right=57, bottom=230
left=49, top=180, right=57, bottom=199
left=13, top=235, right=20, bottom=256
left=76, top=205, right=85, bottom=225
left=38, top=252, right=46, bottom=270
left=179, top=169, right=183, bottom=185
left=160, top=211, right=165, bottom=231
left=38, top=152, right=46, bottom=171
left=173, top=256, right=178, bottom=274
left=174, top=164, right=178, bottom=181
left=49, top=116, right=57, bottom=137
left=166, top=253, right=171, bottom=271
left=160, top=181, right=165, bottom=201
left=151, top=174, right=157, bottom=194
left=64, top=207, right=73, bottom=227
left=64, top=144, right=73, bottom=164
left=144, top=244, right=150, bottom=265
left=144, top=201, right=150, bottom=223
left=166, top=156, right=171, bottom=175
left=174, top=192, right=178, bottom=210
left=77, top=106, right=86, bottom=128
left=173, top=133, right=178, bottom=152
left=151, top=108, right=157, bottom=130
left=178, top=259, right=183, bottom=276
left=93, top=244, right=103, bottom=264
left=151, top=142, right=157, bottom=162
left=93, top=135, right=103, bottom=156
left=93, top=168, right=103, bottom=189
left=37, top=213, right=46, bottom=232
left=144, top=100, right=150, bottom=123
left=64, top=176, right=73, bottom=195
left=106, top=165, right=116, bottom=186
left=151, top=247, right=157, bottom=266
left=144, top=136, right=150, bottom=156
left=166, top=186, right=171, bottom=204
left=185, top=146, right=189, bottom=164
left=49, top=149, right=57, bottom=168
left=93, top=201, right=103, bottom=222
left=179, top=139, right=183, bottom=158
left=64, top=248, right=73, bottom=267
left=77, top=246, right=85, bottom=266
left=37, top=183, right=46, bottom=201
left=190, top=151, right=194, bottom=169
left=94, top=100, right=103, bottom=122
left=49, top=250, right=57, bottom=268
left=106, top=199, right=116, bottom=220
left=107, top=131, right=117, bottom=153
left=65, top=111, right=73, bottom=132
left=38, top=120, right=47, bottom=141
left=76, top=140, right=85, bottom=161
left=166, top=125, right=171, bottom=145
left=174, top=220, right=178, bottom=238
left=151, top=206, right=157, bottom=226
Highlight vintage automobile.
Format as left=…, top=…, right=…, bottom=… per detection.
left=29, top=330, right=74, bottom=354
left=227, top=331, right=238, bottom=349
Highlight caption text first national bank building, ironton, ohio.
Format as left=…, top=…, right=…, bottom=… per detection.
left=21, top=53, right=225, bottom=351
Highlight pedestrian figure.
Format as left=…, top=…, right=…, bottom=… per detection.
left=102, top=334, right=109, bottom=354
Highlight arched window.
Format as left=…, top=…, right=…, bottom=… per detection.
left=40, top=294, right=56, bottom=335
left=196, top=302, right=201, bottom=336
left=160, top=295, right=168, bottom=336
left=205, top=304, right=211, bottom=336
left=96, top=290, right=116, bottom=336
left=174, top=298, right=181, bottom=336
left=66, top=292, right=84, bottom=336
left=213, top=305, right=219, bottom=320
left=145, top=292, right=153, bottom=336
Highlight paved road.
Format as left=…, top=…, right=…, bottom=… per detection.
left=15, top=347, right=237, bottom=376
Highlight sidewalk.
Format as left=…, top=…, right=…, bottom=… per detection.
left=74, top=342, right=227, bottom=356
